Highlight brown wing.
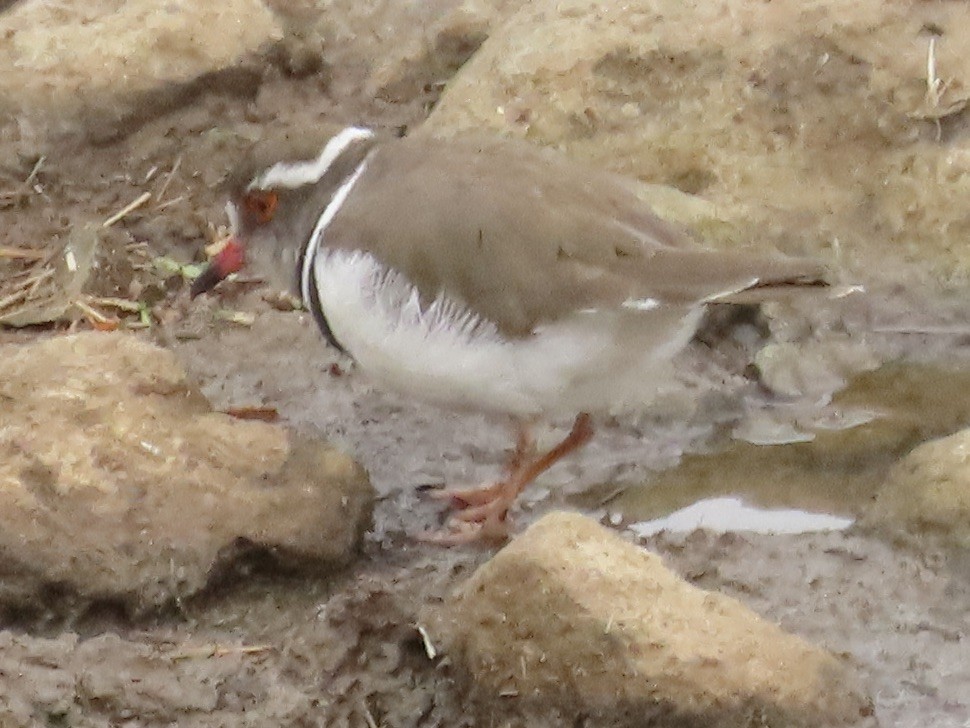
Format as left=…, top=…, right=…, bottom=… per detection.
left=324, top=134, right=824, bottom=336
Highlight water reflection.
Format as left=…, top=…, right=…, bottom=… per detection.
left=611, top=362, right=970, bottom=527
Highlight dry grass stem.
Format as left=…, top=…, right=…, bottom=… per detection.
left=873, top=324, right=970, bottom=335
left=362, top=705, right=379, bottom=728
left=223, top=406, right=280, bottom=422
left=0, top=246, right=47, bottom=260
left=154, top=155, right=182, bottom=205
left=214, top=309, right=256, bottom=326
left=167, top=644, right=272, bottom=661
left=23, top=156, right=45, bottom=187
left=416, top=624, right=437, bottom=660
left=0, top=156, right=46, bottom=206
left=155, top=195, right=185, bottom=211
left=926, top=37, right=941, bottom=106
left=26, top=268, right=54, bottom=297
left=85, top=295, right=142, bottom=313
left=1, top=266, right=54, bottom=303
left=73, top=299, right=113, bottom=324
left=0, top=287, right=29, bottom=311
left=103, top=192, right=152, bottom=228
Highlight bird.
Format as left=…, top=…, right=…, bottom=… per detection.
left=192, top=125, right=826, bottom=544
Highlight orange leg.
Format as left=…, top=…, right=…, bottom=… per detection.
left=428, top=419, right=537, bottom=508
left=421, top=413, right=594, bottom=545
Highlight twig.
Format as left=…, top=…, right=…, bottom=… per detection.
left=223, top=405, right=280, bottom=422
left=872, top=324, right=970, bottom=335
left=3, top=266, right=53, bottom=295
left=26, top=267, right=54, bottom=297
left=214, top=309, right=255, bottom=326
left=362, top=705, right=379, bottom=728
left=0, top=156, right=46, bottom=204
left=73, top=299, right=114, bottom=325
left=907, top=36, right=969, bottom=137
left=23, top=155, right=45, bottom=187
left=0, top=286, right=28, bottom=311
left=167, top=644, right=272, bottom=661
left=85, top=295, right=143, bottom=313
left=926, top=37, right=941, bottom=106
left=32, top=243, right=63, bottom=271
left=155, top=155, right=182, bottom=205
left=415, top=624, right=438, bottom=660
left=103, top=191, right=151, bottom=228
left=0, top=269, right=52, bottom=311
left=155, top=195, right=185, bottom=211
left=0, top=246, right=47, bottom=260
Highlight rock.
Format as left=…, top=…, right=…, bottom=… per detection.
left=754, top=338, right=880, bottom=400
left=0, top=0, right=282, bottom=149
left=0, top=332, right=373, bottom=617
left=866, top=429, right=970, bottom=549
left=423, top=0, right=970, bottom=274
left=270, top=0, right=524, bottom=105
left=423, top=512, right=873, bottom=727
left=364, top=0, right=526, bottom=103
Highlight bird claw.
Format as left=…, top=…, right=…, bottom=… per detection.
left=416, top=478, right=517, bottom=544
left=447, top=497, right=512, bottom=523
left=417, top=512, right=512, bottom=546
left=419, top=480, right=508, bottom=508
left=415, top=414, right=594, bottom=546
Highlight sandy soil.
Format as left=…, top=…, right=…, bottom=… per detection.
left=1, top=46, right=969, bottom=728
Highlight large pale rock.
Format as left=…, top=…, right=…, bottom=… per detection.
left=754, top=338, right=880, bottom=400
left=271, top=0, right=524, bottom=102
left=867, top=429, right=970, bottom=548
left=424, top=512, right=873, bottom=727
left=423, top=0, right=970, bottom=276
left=0, top=0, right=282, bottom=146
left=0, top=332, right=373, bottom=615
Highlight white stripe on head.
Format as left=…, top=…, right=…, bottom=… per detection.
left=300, top=151, right=374, bottom=305
left=250, top=126, right=375, bottom=191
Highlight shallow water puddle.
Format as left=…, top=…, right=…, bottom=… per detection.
left=610, top=362, right=970, bottom=532
left=627, top=496, right=855, bottom=536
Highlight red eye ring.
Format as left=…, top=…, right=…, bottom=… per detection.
left=243, top=189, right=278, bottom=224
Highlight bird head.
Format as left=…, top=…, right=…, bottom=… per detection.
left=191, top=126, right=376, bottom=299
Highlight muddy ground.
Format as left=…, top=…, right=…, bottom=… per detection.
left=1, top=41, right=969, bottom=728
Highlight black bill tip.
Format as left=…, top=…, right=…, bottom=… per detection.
left=190, top=263, right=224, bottom=298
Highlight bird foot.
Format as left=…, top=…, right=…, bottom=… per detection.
left=417, top=511, right=512, bottom=546
left=423, top=480, right=507, bottom=509
left=416, top=413, right=594, bottom=547
left=418, top=479, right=518, bottom=544
left=422, top=476, right=520, bottom=522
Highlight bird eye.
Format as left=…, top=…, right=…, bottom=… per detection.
left=243, top=189, right=278, bottom=224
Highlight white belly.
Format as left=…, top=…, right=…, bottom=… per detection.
left=313, top=249, right=703, bottom=418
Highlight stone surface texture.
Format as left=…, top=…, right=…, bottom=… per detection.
left=0, top=0, right=282, bottom=145
left=424, top=511, right=874, bottom=727
left=423, top=0, right=970, bottom=277
left=0, top=332, right=373, bottom=614
left=0, top=631, right=310, bottom=728
left=268, top=0, right=525, bottom=101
